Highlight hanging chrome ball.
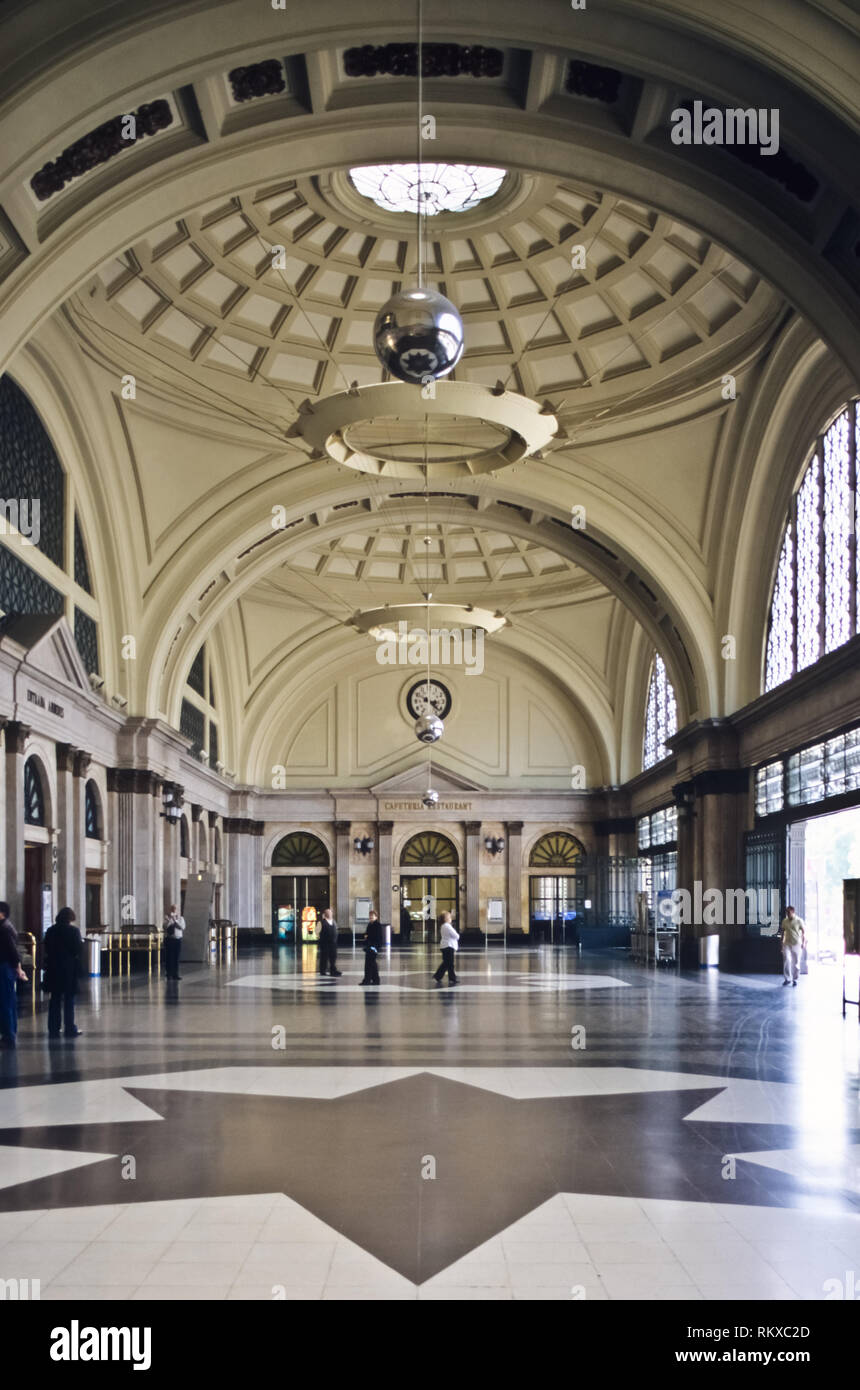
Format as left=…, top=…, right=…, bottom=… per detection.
left=422, top=788, right=440, bottom=809
left=414, top=711, right=444, bottom=744
left=374, top=287, right=464, bottom=384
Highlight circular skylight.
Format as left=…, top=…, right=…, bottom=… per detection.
left=349, top=163, right=506, bottom=216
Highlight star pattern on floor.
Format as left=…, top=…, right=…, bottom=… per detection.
left=0, top=1072, right=851, bottom=1283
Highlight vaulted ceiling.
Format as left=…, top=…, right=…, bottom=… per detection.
left=1, top=0, right=857, bottom=786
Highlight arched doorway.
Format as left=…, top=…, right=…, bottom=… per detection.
left=528, top=832, right=587, bottom=944
left=23, top=756, right=50, bottom=943
left=84, top=779, right=104, bottom=932
left=398, top=832, right=459, bottom=945
left=270, top=832, right=331, bottom=944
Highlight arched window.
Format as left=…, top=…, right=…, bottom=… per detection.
left=85, top=780, right=101, bottom=839
left=529, top=832, right=585, bottom=867
left=643, top=653, right=677, bottom=770
left=765, top=400, right=858, bottom=691
left=24, top=757, right=45, bottom=826
left=400, top=832, right=458, bottom=866
left=180, top=815, right=189, bottom=859
left=272, top=832, right=329, bottom=867
left=213, top=827, right=220, bottom=866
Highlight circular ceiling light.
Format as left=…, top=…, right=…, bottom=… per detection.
left=351, top=603, right=508, bottom=641
left=349, top=163, right=506, bottom=216
left=290, top=381, right=559, bottom=481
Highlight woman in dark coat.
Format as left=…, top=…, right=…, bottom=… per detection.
left=360, top=911, right=385, bottom=986
left=43, top=907, right=83, bottom=1038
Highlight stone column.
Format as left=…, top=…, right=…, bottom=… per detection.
left=377, top=820, right=394, bottom=929
left=162, top=782, right=182, bottom=915
left=112, top=770, right=161, bottom=926
left=505, top=820, right=523, bottom=936
left=224, top=818, right=264, bottom=931
left=71, top=750, right=91, bottom=923
left=5, top=722, right=30, bottom=928
left=191, top=804, right=203, bottom=873
left=55, top=743, right=77, bottom=913
left=464, top=820, right=482, bottom=938
left=334, top=820, right=351, bottom=934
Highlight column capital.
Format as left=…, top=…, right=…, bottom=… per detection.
left=207, top=809, right=219, bottom=828
left=334, top=820, right=352, bottom=834
left=5, top=721, right=31, bottom=754
left=73, top=750, right=92, bottom=779
left=464, top=820, right=483, bottom=835
left=376, top=820, right=394, bottom=834
left=108, top=768, right=159, bottom=795
left=191, top=803, right=204, bottom=823
left=56, top=741, right=75, bottom=773
left=223, top=817, right=265, bottom=836
left=505, top=820, right=524, bottom=834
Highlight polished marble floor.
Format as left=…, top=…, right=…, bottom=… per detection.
left=1, top=943, right=858, bottom=1300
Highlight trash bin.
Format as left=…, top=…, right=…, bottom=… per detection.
left=698, top=933, right=720, bottom=967
left=86, top=935, right=101, bottom=977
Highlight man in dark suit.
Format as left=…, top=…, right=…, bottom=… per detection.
left=317, top=908, right=341, bottom=977
left=43, top=906, right=83, bottom=1037
left=360, top=910, right=385, bottom=985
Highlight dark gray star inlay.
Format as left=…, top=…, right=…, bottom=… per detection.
left=0, top=1073, right=845, bottom=1283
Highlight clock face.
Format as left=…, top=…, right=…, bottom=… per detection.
left=407, top=679, right=452, bottom=721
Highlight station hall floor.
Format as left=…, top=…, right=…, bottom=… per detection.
left=0, top=943, right=859, bottom=1301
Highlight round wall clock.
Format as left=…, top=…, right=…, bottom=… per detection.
left=406, top=678, right=452, bottom=721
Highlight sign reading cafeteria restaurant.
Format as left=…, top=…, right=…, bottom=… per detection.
left=382, top=800, right=472, bottom=812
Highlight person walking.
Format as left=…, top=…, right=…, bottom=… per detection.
left=360, top=910, right=385, bottom=986
left=318, top=908, right=342, bottom=977
left=433, top=911, right=459, bottom=986
left=780, top=905, right=807, bottom=987
left=163, top=904, right=185, bottom=980
left=0, top=902, right=27, bottom=1048
left=43, top=907, right=83, bottom=1038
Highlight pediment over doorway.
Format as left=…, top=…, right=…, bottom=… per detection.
left=370, top=764, right=488, bottom=796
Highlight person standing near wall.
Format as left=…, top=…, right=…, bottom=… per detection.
left=163, top=904, right=185, bottom=981
left=43, top=907, right=83, bottom=1038
left=433, top=911, right=459, bottom=986
left=780, top=905, right=807, bottom=987
left=0, top=902, right=27, bottom=1048
left=360, top=910, right=384, bottom=986
left=318, top=908, right=342, bottom=977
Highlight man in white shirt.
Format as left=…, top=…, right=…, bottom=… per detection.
left=780, top=905, right=806, bottom=987
left=163, top=904, right=185, bottom=981
left=433, top=911, right=459, bottom=985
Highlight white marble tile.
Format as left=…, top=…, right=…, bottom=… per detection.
left=0, top=1239, right=89, bottom=1283
left=227, top=1284, right=323, bottom=1300
left=43, top=1285, right=138, bottom=1300
left=132, top=1284, right=231, bottom=1300
left=236, top=1241, right=336, bottom=1282
left=54, top=1241, right=171, bottom=1286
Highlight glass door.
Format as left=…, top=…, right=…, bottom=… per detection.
left=529, top=876, right=586, bottom=943
left=272, top=875, right=330, bottom=943
left=400, top=875, right=459, bottom=943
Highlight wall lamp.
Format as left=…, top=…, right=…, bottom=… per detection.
left=354, top=835, right=375, bottom=856
left=160, top=787, right=184, bottom=824
left=484, top=835, right=505, bottom=856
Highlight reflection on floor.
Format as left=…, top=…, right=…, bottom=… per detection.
left=0, top=944, right=858, bottom=1299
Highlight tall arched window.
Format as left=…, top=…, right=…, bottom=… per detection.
left=180, top=815, right=189, bottom=859
left=643, top=654, right=677, bottom=770
left=24, top=757, right=45, bottom=826
left=85, top=780, right=101, bottom=839
left=765, top=399, right=858, bottom=691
